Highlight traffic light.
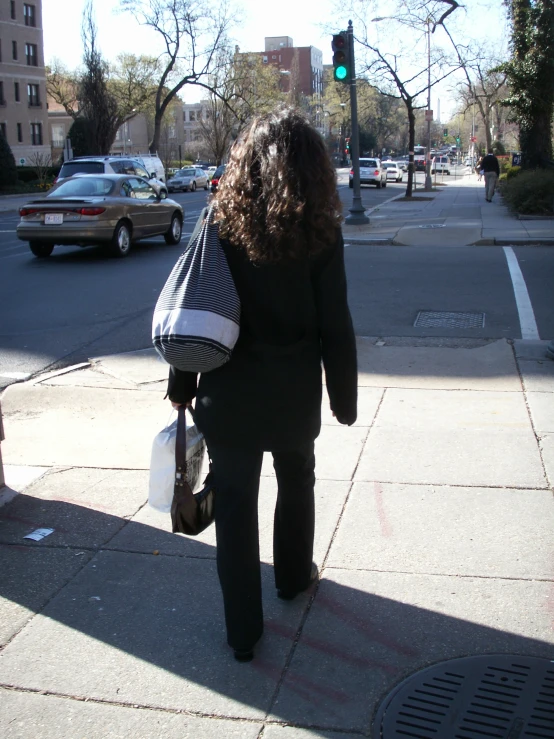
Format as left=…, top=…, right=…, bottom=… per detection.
left=345, top=137, right=350, bottom=150
left=443, top=128, right=448, bottom=137
left=332, top=32, right=350, bottom=83
left=456, top=135, right=461, bottom=144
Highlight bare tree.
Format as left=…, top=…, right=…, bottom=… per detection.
left=120, top=0, right=236, bottom=154
left=47, top=2, right=160, bottom=154
left=347, top=0, right=465, bottom=195
left=27, top=151, right=53, bottom=189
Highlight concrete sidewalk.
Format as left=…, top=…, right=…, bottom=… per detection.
left=342, top=171, right=554, bottom=246
left=1, top=340, right=553, bottom=737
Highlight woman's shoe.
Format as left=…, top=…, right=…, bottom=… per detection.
left=277, top=562, right=319, bottom=601
left=233, top=648, right=254, bottom=662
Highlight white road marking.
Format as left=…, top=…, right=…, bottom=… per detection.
left=503, top=246, right=540, bottom=340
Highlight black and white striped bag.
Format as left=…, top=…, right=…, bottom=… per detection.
left=152, top=206, right=240, bottom=373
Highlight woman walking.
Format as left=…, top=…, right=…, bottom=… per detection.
left=167, top=108, right=358, bottom=662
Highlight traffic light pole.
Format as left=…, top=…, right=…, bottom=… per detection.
left=344, top=20, right=369, bottom=225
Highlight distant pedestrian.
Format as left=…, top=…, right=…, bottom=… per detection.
left=475, top=155, right=483, bottom=181
left=481, top=150, right=500, bottom=201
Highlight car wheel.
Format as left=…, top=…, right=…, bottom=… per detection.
left=164, top=213, right=182, bottom=245
left=376, top=180, right=382, bottom=188
left=446, top=171, right=450, bottom=175
left=349, top=180, right=353, bottom=188
left=110, top=221, right=132, bottom=258
left=191, top=181, right=197, bottom=192
left=204, top=181, right=209, bottom=190
left=29, top=241, right=54, bottom=258
left=382, top=180, right=387, bottom=187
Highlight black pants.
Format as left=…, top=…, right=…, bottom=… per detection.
left=206, top=440, right=316, bottom=651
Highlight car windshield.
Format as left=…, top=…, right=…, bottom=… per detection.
left=178, top=169, right=195, bottom=176
left=360, top=160, right=377, bottom=168
left=59, top=161, right=104, bottom=178
left=383, top=163, right=396, bottom=168
left=213, top=165, right=226, bottom=178
left=48, top=178, right=114, bottom=197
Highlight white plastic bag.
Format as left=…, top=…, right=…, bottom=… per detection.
left=148, top=409, right=206, bottom=512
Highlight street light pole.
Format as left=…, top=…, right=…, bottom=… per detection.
left=424, top=18, right=432, bottom=192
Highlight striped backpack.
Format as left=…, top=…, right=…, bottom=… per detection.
left=152, top=206, right=240, bottom=373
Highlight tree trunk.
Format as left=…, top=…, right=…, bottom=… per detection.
left=484, top=110, right=492, bottom=152
left=405, top=101, right=415, bottom=197
left=520, top=111, right=554, bottom=168
left=149, top=109, right=163, bottom=154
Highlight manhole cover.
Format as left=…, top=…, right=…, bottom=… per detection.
left=372, top=654, right=554, bottom=739
left=414, top=311, right=485, bottom=329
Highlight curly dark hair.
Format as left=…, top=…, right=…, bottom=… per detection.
left=213, top=108, right=342, bottom=263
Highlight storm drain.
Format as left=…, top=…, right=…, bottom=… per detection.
left=418, top=224, right=446, bottom=228
left=414, top=310, right=485, bottom=329
left=372, top=654, right=554, bottom=739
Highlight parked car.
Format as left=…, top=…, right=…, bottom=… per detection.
left=17, top=174, right=183, bottom=258
left=167, top=167, right=209, bottom=192
left=210, top=164, right=226, bottom=192
left=55, top=157, right=168, bottom=196
left=382, top=161, right=403, bottom=182
left=205, top=166, right=217, bottom=180
left=349, top=158, right=387, bottom=188
left=431, top=155, right=451, bottom=175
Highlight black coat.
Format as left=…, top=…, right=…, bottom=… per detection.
left=167, top=230, right=357, bottom=450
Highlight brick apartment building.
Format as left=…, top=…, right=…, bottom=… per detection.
left=259, top=36, right=323, bottom=98
left=0, top=0, right=50, bottom=163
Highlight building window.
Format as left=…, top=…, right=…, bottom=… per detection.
left=189, top=110, right=196, bottom=121
left=10, top=1, right=16, bottom=20
left=12, top=40, right=18, bottom=60
left=24, top=4, right=36, bottom=27
left=27, top=83, right=40, bottom=106
left=51, top=124, right=65, bottom=147
left=262, top=55, right=268, bottom=63
left=25, top=43, right=38, bottom=67
left=14, top=81, right=20, bottom=102
left=0, top=82, right=4, bottom=105
left=0, top=122, right=7, bottom=140
left=17, top=122, right=23, bottom=142
left=30, top=121, right=42, bottom=145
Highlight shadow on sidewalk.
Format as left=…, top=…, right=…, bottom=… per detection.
left=1, top=493, right=552, bottom=731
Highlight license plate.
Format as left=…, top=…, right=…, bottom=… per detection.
left=45, top=213, right=63, bottom=224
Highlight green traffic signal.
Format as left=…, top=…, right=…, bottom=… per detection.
left=332, top=32, right=350, bottom=84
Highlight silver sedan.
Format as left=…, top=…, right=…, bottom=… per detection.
left=16, top=174, right=184, bottom=258
left=166, top=167, right=209, bottom=192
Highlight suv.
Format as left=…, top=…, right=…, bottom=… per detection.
left=431, top=155, right=450, bottom=175
left=349, top=158, right=387, bottom=188
left=55, top=157, right=168, bottom=195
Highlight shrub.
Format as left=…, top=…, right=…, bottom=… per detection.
left=0, top=129, right=17, bottom=190
left=501, top=169, right=554, bottom=214
left=506, top=165, right=521, bottom=179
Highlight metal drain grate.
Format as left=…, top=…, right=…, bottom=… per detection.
left=418, top=224, right=446, bottom=229
left=373, top=654, right=554, bottom=739
left=414, top=310, right=485, bottom=329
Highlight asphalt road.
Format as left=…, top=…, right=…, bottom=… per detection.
left=0, top=177, right=553, bottom=390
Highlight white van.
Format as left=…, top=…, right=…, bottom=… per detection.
left=132, top=155, right=166, bottom=183
left=431, top=155, right=451, bottom=175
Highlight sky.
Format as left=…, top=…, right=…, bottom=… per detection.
left=42, top=0, right=508, bottom=120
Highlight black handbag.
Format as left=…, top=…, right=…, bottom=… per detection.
left=171, top=407, right=215, bottom=536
